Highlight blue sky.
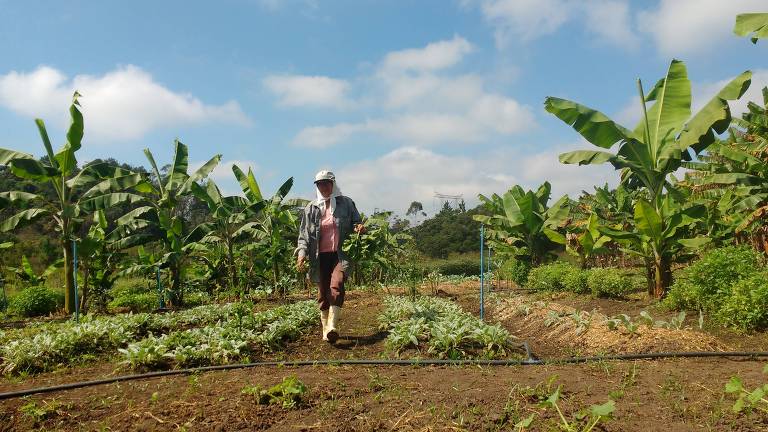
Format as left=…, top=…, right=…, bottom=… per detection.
left=1, top=0, right=766, bottom=216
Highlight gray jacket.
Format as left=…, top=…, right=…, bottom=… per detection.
left=296, top=196, right=362, bottom=282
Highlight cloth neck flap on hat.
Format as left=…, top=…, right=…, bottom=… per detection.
left=315, top=181, right=342, bottom=215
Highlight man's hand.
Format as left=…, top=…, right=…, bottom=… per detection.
left=296, top=256, right=307, bottom=272
left=354, top=224, right=366, bottom=234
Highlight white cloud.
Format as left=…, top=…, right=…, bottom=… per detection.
left=0, top=65, right=251, bottom=142
left=471, top=0, right=572, bottom=45
left=292, top=92, right=536, bottom=148
left=336, top=143, right=617, bottom=215
left=464, top=0, right=640, bottom=49
left=263, top=74, right=351, bottom=108
left=637, top=0, right=766, bottom=56
left=380, top=35, right=473, bottom=73
left=292, top=122, right=368, bottom=148
left=582, top=1, right=640, bottom=48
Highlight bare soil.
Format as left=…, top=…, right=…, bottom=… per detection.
left=2, top=285, right=767, bottom=431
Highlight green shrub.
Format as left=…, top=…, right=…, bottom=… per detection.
left=437, top=259, right=478, bottom=277
left=185, top=291, right=211, bottom=307
left=526, top=262, right=577, bottom=291
left=586, top=268, right=632, bottom=298
left=665, top=246, right=763, bottom=311
left=562, top=268, right=589, bottom=294
left=714, top=272, right=768, bottom=331
left=8, top=286, right=63, bottom=317
left=498, top=259, right=531, bottom=287
left=108, top=292, right=158, bottom=313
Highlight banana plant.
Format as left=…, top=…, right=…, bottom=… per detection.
left=545, top=60, right=751, bottom=297
left=734, top=13, right=768, bottom=44
left=342, top=212, right=412, bottom=285
left=0, top=93, right=149, bottom=312
left=234, top=174, right=306, bottom=293
left=76, top=210, right=123, bottom=313
left=474, top=182, right=570, bottom=266
left=545, top=213, right=610, bottom=269
left=599, top=196, right=709, bottom=297
left=683, top=89, right=768, bottom=253
left=5, top=256, right=63, bottom=287
left=108, top=140, right=221, bottom=306
left=188, top=175, right=267, bottom=291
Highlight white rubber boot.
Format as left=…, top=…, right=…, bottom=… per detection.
left=320, top=309, right=329, bottom=341
left=326, top=305, right=341, bottom=344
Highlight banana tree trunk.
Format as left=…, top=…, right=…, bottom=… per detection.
left=62, top=236, right=75, bottom=314
left=227, top=240, right=236, bottom=291
left=169, top=262, right=182, bottom=307
left=651, top=255, right=672, bottom=299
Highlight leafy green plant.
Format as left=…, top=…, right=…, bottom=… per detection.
left=242, top=375, right=308, bottom=409
left=715, top=272, right=768, bottom=331
left=545, top=213, right=611, bottom=269
left=1, top=302, right=246, bottom=374
left=562, top=267, right=590, bottom=294
left=725, top=365, right=768, bottom=414
left=526, top=262, right=578, bottom=291
left=665, top=246, right=762, bottom=312
left=108, top=292, right=157, bottom=313
left=8, top=286, right=63, bottom=317
left=544, top=310, right=564, bottom=328
left=605, top=314, right=640, bottom=335
left=474, top=182, right=570, bottom=266
left=5, top=256, right=63, bottom=287
left=498, top=258, right=531, bottom=287
left=546, top=60, right=751, bottom=297
left=586, top=268, right=632, bottom=298
left=378, top=296, right=519, bottom=359
left=539, top=386, right=616, bottom=432
left=19, top=398, right=67, bottom=424
left=569, top=311, right=592, bottom=335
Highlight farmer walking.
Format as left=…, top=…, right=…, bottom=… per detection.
left=296, top=170, right=365, bottom=343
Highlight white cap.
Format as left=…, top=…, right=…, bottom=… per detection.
left=314, top=170, right=335, bottom=183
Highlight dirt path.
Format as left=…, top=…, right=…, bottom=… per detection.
left=1, top=287, right=767, bottom=431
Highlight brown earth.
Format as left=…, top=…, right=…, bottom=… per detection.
left=1, top=284, right=768, bottom=431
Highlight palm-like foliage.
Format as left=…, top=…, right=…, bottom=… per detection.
left=77, top=210, right=123, bottom=313
left=683, top=87, right=768, bottom=254
left=545, top=60, right=751, bottom=297
left=342, top=212, right=413, bottom=285
left=0, top=93, right=148, bottom=312
left=234, top=173, right=306, bottom=292
left=108, top=140, right=221, bottom=306
left=189, top=172, right=266, bottom=291
left=474, top=182, right=570, bottom=266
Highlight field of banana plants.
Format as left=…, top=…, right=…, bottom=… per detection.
left=1, top=11, right=768, bottom=432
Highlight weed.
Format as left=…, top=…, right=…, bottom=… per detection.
left=539, top=385, right=616, bottom=432
left=241, top=375, right=308, bottom=409
left=19, top=398, right=67, bottom=424
left=725, top=364, right=768, bottom=414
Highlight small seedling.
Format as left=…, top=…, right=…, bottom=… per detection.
left=242, top=375, right=308, bottom=409
left=725, top=365, right=768, bottom=414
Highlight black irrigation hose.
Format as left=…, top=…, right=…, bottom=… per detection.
left=3, top=350, right=768, bottom=401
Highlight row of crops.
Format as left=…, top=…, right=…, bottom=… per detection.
left=0, top=301, right=316, bottom=374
